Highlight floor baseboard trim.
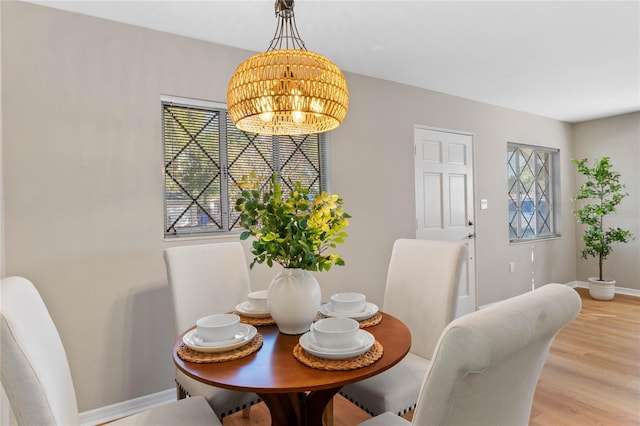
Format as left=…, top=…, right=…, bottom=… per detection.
left=568, top=281, right=640, bottom=297
left=477, top=281, right=639, bottom=311
left=79, top=388, right=176, bottom=426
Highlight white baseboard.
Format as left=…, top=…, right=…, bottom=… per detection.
left=567, top=280, right=586, bottom=289
left=79, top=388, right=176, bottom=426
left=477, top=281, right=640, bottom=310
left=568, top=280, right=640, bottom=297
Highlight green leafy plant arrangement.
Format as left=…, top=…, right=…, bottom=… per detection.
left=235, top=173, right=350, bottom=271
left=572, top=157, right=634, bottom=281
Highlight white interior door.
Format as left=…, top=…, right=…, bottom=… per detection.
left=414, top=127, right=476, bottom=317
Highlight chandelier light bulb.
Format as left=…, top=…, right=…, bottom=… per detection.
left=259, top=111, right=275, bottom=122
left=292, top=110, right=306, bottom=124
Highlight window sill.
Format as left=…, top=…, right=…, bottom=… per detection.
left=509, top=235, right=562, bottom=245
left=163, top=231, right=243, bottom=243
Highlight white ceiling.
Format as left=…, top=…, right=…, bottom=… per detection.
left=25, top=0, right=640, bottom=123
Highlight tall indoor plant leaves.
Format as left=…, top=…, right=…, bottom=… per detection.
left=572, top=157, right=633, bottom=281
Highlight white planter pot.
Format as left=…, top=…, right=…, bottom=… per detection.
left=588, top=277, right=616, bottom=301
left=268, top=268, right=321, bottom=335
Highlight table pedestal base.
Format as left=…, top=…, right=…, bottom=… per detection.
left=258, top=387, right=339, bottom=426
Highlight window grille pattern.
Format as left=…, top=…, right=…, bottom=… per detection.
left=507, top=144, right=559, bottom=241
left=163, top=101, right=325, bottom=237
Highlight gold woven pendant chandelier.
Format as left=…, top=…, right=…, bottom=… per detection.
left=227, top=0, right=349, bottom=136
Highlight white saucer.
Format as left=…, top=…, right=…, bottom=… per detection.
left=299, top=330, right=374, bottom=359
left=183, top=325, right=257, bottom=353
left=319, top=302, right=379, bottom=321
left=235, top=301, right=271, bottom=318
left=190, top=325, right=248, bottom=346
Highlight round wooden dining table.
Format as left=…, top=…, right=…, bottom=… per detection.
left=173, top=312, right=411, bottom=426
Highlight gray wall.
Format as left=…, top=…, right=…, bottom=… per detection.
left=572, top=112, right=640, bottom=289
left=0, top=1, right=601, bottom=412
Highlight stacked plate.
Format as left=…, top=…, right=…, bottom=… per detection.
left=235, top=301, right=271, bottom=318
left=235, top=290, right=271, bottom=318
left=183, top=323, right=257, bottom=353
left=319, top=303, right=378, bottom=321
left=299, top=329, right=374, bottom=359
left=320, top=292, right=378, bottom=321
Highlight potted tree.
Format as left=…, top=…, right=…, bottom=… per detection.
left=572, top=157, right=634, bottom=300
left=235, top=172, right=350, bottom=333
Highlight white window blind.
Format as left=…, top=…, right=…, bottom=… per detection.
left=163, top=98, right=326, bottom=238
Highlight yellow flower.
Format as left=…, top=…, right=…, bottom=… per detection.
left=235, top=173, right=351, bottom=271
left=237, top=172, right=261, bottom=189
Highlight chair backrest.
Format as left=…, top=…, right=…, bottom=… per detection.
left=411, top=283, right=582, bottom=426
left=1, top=276, right=79, bottom=426
left=382, top=239, right=465, bottom=359
left=163, top=242, right=252, bottom=337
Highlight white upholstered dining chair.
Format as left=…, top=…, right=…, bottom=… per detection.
left=1, top=276, right=221, bottom=426
left=357, top=283, right=582, bottom=426
left=340, top=238, right=466, bottom=417
left=163, top=241, right=260, bottom=420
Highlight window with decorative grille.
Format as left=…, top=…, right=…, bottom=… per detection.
left=507, top=143, right=560, bottom=242
left=163, top=97, right=326, bottom=238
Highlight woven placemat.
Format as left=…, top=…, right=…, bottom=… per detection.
left=317, top=311, right=383, bottom=328
left=177, top=334, right=263, bottom=363
left=235, top=312, right=276, bottom=327
left=357, top=312, right=382, bottom=328
left=293, top=341, right=383, bottom=371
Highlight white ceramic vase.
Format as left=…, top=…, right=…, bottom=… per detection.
left=588, top=277, right=616, bottom=301
left=268, top=268, right=321, bottom=334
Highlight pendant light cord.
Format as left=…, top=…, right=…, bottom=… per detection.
left=268, top=0, right=307, bottom=51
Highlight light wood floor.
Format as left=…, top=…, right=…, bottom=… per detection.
left=529, top=288, right=639, bottom=426
left=223, top=288, right=639, bottom=426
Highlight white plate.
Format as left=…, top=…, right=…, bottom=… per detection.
left=235, top=301, right=271, bottom=318
left=183, top=325, right=257, bottom=353
left=319, top=302, right=379, bottom=321
left=190, top=324, right=249, bottom=346
left=299, top=330, right=374, bottom=359
left=306, top=338, right=366, bottom=354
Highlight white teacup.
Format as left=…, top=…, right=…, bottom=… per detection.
left=247, top=290, right=269, bottom=312
left=330, top=292, right=367, bottom=313
left=196, top=313, right=240, bottom=342
left=311, top=317, right=360, bottom=349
